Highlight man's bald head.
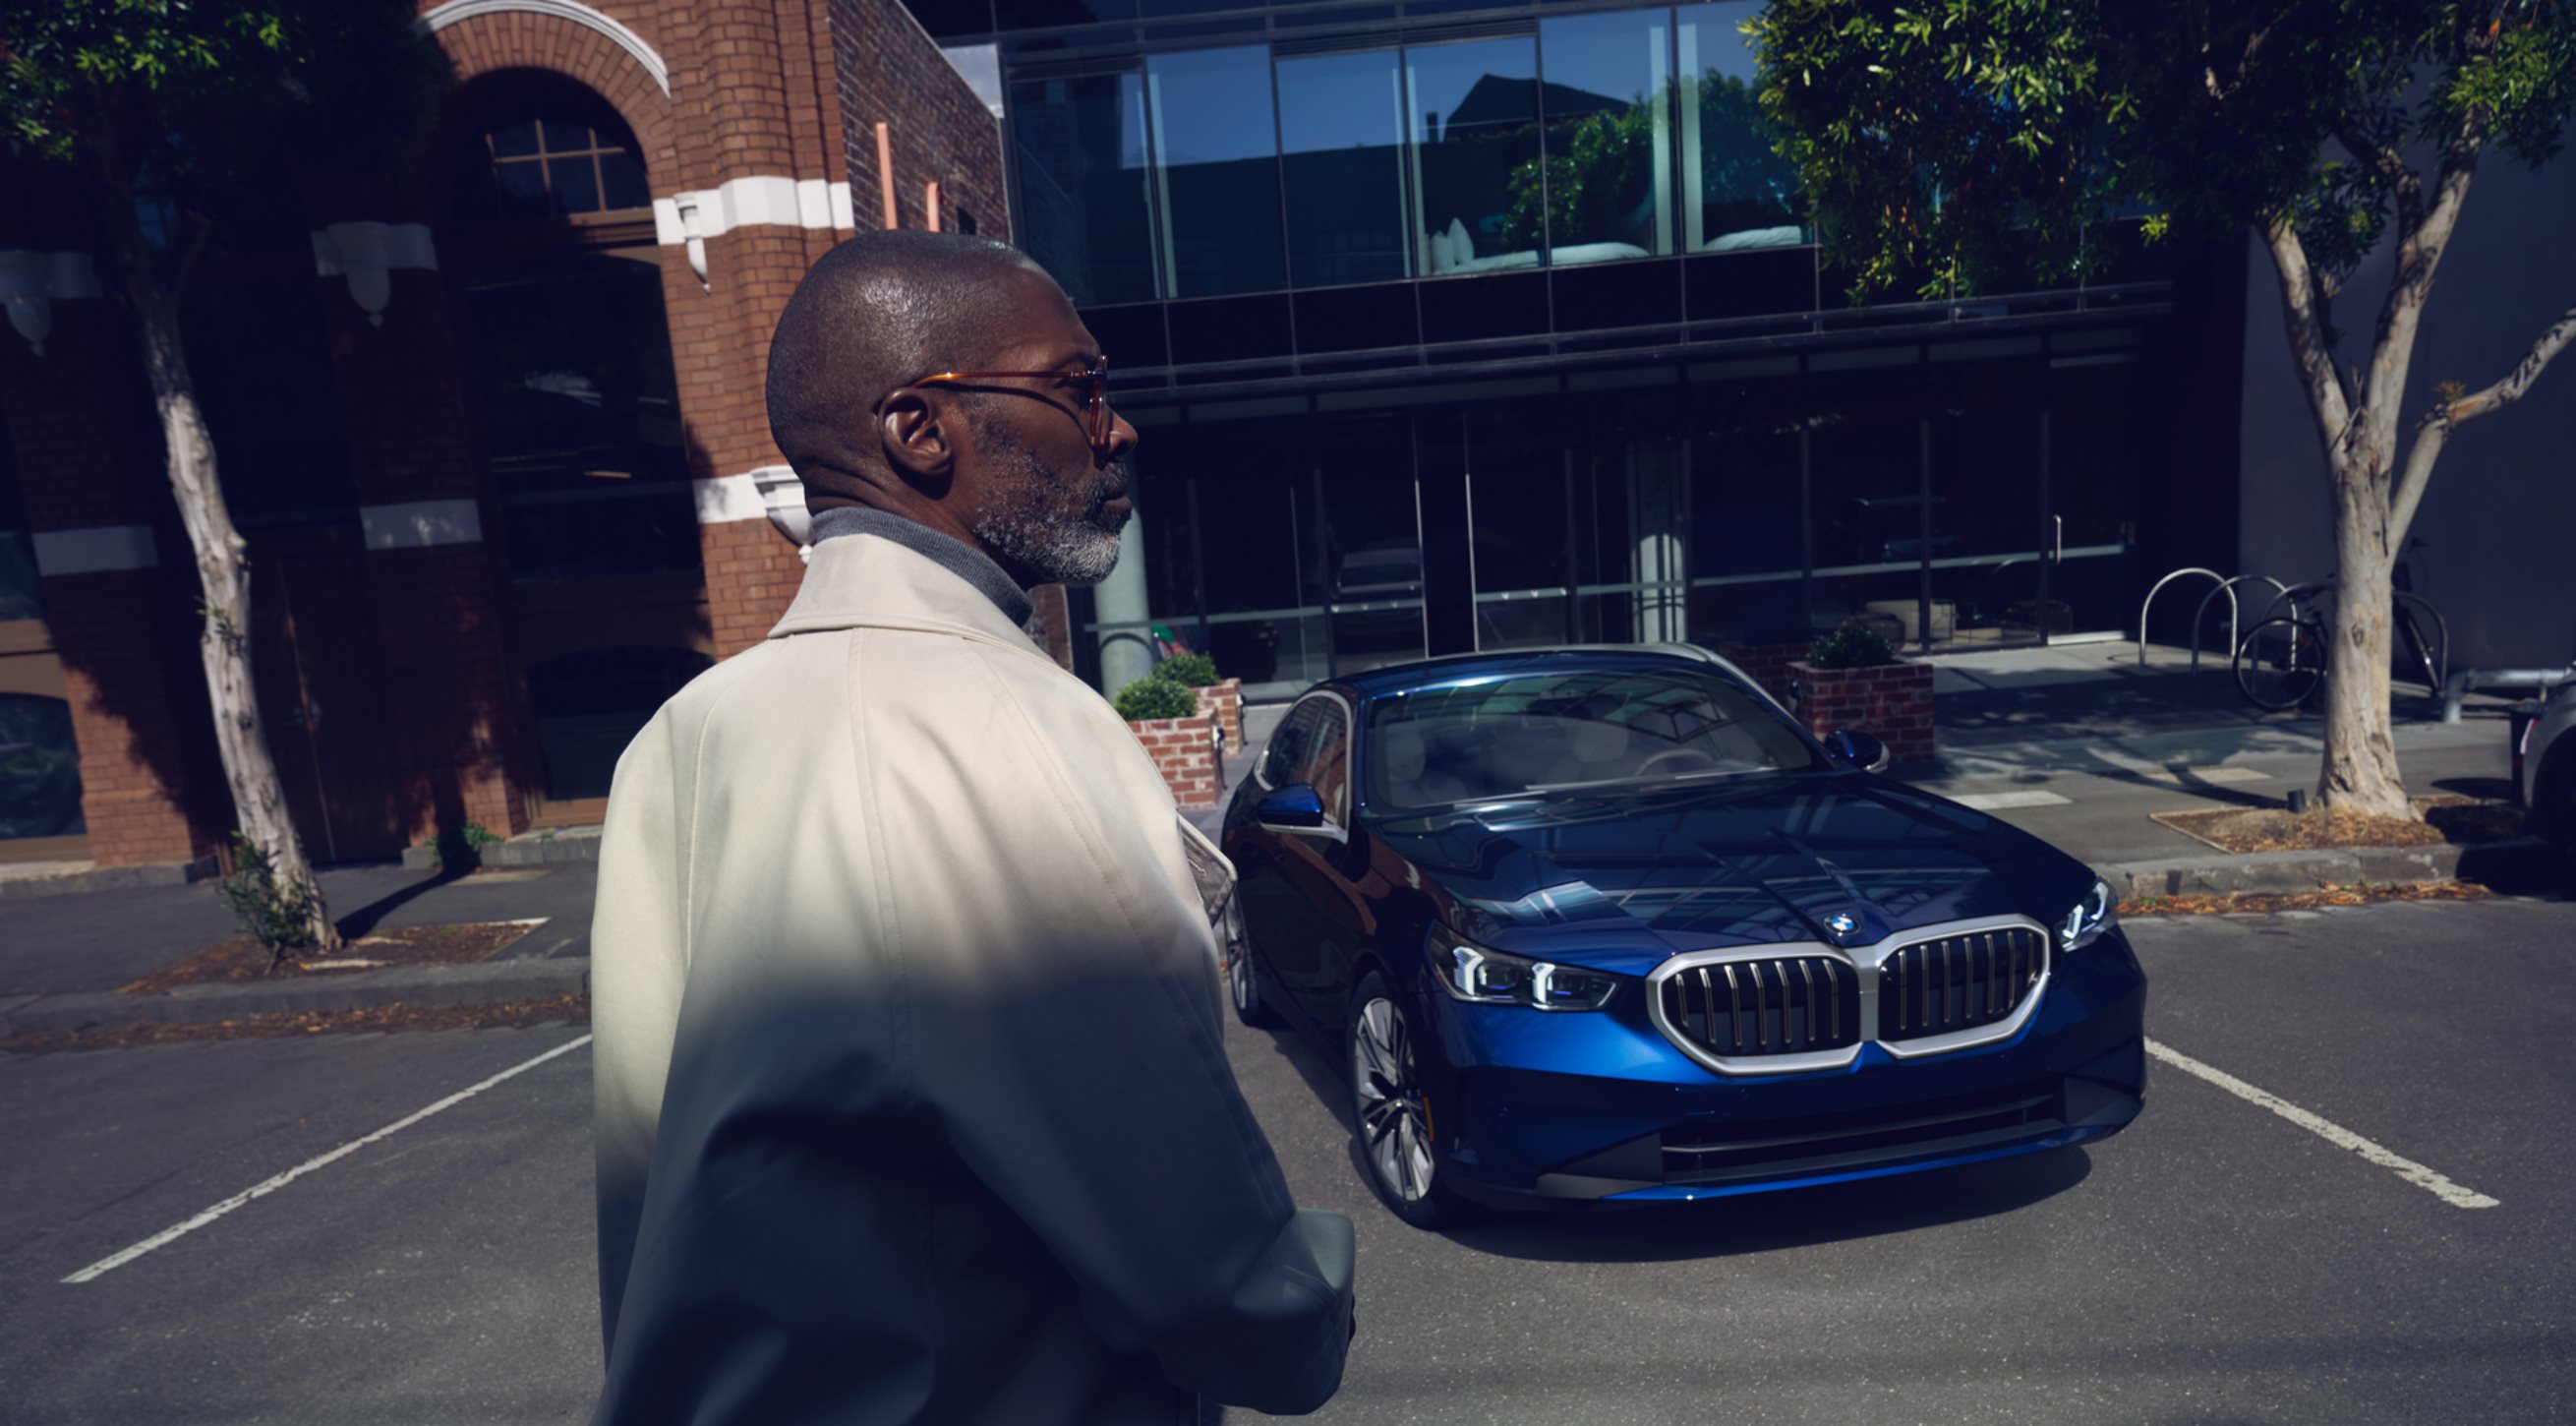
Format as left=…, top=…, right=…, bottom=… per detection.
left=764, top=230, right=1051, bottom=502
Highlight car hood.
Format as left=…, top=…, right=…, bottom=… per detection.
left=1368, top=772, right=2091, bottom=978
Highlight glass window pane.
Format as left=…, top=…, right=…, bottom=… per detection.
left=1012, top=74, right=1159, bottom=305
left=490, top=121, right=541, bottom=158
left=0, top=695, right=85, bottom=839
left=599, top=148, right=651, bottom=209
left=495, top=158, right=551, bottom=217
left=1689, top=368, right=1807, bottom=646
left=1538, top=10, right=1672, bottom=265
left=1406, top=37, right=1543, bottom=275
left=541, top=120, right=593, bottom=153
left=1146, top=46, right=1285, bottom=298
left=1676, top=2, right=1807, bottom=253
left=549, top=153, right=603, bottom=214
left=1279, top=48, right=1413, bottom=288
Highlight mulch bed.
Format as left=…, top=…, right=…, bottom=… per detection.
left=117, top=921, right=539, bottom=996
left=2152, top=796, right=2529, bottom=855
left=2119, top=881, right=2493, bottom=919
left=0, top=995, right=589, bottom=1056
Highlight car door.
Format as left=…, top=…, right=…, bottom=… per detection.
left=1232, top=698, right=1323, bottom=1011
left=1268, top=699, right=1379, bottom=1026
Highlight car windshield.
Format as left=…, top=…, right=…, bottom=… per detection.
left=1364, top=665, right=1827, bottom=811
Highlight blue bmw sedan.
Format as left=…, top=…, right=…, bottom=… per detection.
left=1218, top=648, right=2145, bottom=1227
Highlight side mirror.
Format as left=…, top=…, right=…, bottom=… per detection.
left=1828, top=729, right=1892, bottom=773
left=1255, top=784, right=1327, bottom=830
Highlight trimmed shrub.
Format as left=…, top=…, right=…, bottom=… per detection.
left=1153, top=650, right=1220, bottom=688
left=1114, top=677, right=1200, bottom=722
left=1807, top=624, right=1899, bottom=670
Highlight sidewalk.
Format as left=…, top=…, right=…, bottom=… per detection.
left=5, top=647, right=2546, bottom=1040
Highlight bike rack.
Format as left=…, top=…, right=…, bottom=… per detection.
left=2137, top=568, right=2288, bottom=671
left=2197, top=574, right=2293, bottom=668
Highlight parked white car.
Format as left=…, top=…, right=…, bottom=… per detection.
left=2525, top=681, right=2576, bottom=848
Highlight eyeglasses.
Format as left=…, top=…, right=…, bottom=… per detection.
left=886, top=356, right=1116, bottom=459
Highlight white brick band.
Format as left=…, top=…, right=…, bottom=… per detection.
left=416, top=0, right=670, bottom=96
left=31, top=525, right=157, bottom=577
left=360, top=499, right=484, bottom=551
left=654, top=178, right=858, bottom=245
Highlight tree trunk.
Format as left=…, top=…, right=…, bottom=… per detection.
left=2317, top=457, right=2411, bottom=818
left=129, top=285, right=340, bottom=952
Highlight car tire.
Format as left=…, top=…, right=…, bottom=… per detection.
left=2537, top=747, right=2576, bottom=850
left=1345, top=972, right=1468, bottom=1229
left=1222, top=895, right=1280, bottom=1028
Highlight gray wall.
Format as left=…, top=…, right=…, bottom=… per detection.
left=2238, top=123, right=2576, bottom=672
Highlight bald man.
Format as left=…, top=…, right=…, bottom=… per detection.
left=588, top=232, right=1354, bottom=1425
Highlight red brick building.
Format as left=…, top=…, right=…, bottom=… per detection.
left=0, top=0, right=1011, bottom=869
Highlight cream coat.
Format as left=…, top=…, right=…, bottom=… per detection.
left=590, top=531, right=1353, bottom=1425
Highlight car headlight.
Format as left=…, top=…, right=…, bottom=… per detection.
left=1425, top=925, right=1619, bottom=1011
left=2058, top=877, right=2116, bottom=952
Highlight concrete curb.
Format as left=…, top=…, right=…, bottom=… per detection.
left=2104, top=837, right=2548, bottom=900
left=0, top=856, right=220, bottom=901
left=398, top=831, right=604, bottom=872
left=0, top=958, right=589, bottom=1036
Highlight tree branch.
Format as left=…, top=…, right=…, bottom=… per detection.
left=2335, top=114, right=2422, bottom=238
left=2262, top=215, right=2356, bottom=457
left=2350, top=100, right=2488, bottom=475
left=2389, top=303, right=2576, bottom=542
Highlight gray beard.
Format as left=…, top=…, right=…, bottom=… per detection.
left=969, top=425, right=1130, bottom=587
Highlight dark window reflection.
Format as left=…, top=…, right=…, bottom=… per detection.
left=0, top=695, right=85, bottom=840
left=1279, top=47, right=1413, bottom=288
left=1676, top=2, right=1806, bottom=254
left=1407, top=38, right=1542, bottom=275
left=527, top=646, right=711, bottom=802
left=463, top=255, right=698, bottom=581
left=1537, top=9, right=1673, bottom=264
left=1146, top=46, right=1286, bottom=297
left=1688, top=365, right=1806, bottom=643
left=1013, top=73, right=1159, bottom=305
left=453, top=114, right=654, bottom=221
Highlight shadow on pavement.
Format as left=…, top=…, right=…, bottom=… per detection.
left=333, top=864, right=470, bottom=940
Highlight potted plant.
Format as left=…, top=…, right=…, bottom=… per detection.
left=1114, top=676, right=1221, bottom=810
left=1787, top=624, right=1934, bottom=767
left=1151, top=651, right=1243, bottom=756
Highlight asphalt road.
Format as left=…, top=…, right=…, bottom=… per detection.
left=0, top=894, right=2567, bottom=1424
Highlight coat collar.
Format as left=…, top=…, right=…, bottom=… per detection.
left=767, top=531, right=1048, bottom=658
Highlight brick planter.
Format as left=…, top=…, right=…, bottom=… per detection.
left=1126, top=711, right=1222, bottom=810
left=1718, top=641, right=1809, bottom=707
left=1193, top=678, right=1244, bottom=757
left=1787, top=660, right=1935, bottom=767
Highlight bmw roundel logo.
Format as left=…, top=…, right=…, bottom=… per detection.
left=1826, top=913, right=1859, bottom=937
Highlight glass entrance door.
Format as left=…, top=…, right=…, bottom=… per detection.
left=2046, top=349, right=2144, bottom=639
left=1927, top=349, right=2049, bottom=648
left=1316, top=414, right=1428, bottom=678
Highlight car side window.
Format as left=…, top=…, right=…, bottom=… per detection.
left=1303, top=707, right=1351, bottom=827
left=1261, top=701, right=1319, bottom=789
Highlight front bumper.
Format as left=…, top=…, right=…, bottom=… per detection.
left=1415, top=930, right=2148, bottom=1208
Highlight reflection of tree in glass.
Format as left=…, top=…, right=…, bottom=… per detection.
left=1499, top=72, right=1799, bottom=254
left=1694, top=72, right=1801, bottom=236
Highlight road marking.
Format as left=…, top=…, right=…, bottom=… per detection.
left=2144, top=1039, right=2498, bottom=1210
left=2176, top=765, right=2270, bottom=785
left=61, top=1034, right=593, bottom=1283
left=1951, top=790, right=2073, bottom=810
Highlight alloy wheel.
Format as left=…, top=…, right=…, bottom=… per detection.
left=1351, top=995, right=1434, bottom=1204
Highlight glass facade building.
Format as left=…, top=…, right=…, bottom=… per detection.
left=915, top=0, right=2234, bottom=700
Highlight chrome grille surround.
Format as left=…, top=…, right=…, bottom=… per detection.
left=1644, top=914, right=2053, bottom=1078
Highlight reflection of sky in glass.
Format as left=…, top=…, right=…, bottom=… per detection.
left=1279, top=49, right=1403, bottom=154
left=1406, top=37, right=1535, bottom=143
left=1676, top=0, right=1762, bottom=81
left=1541, top=9, right=1666, bottom=111
left=1148, top=46, right=1274, bottom=164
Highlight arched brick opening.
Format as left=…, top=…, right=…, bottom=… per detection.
left=427, top=11, right=675, bottom=179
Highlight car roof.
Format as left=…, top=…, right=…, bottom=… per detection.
left=1333, top=645, right=1728, bottom=701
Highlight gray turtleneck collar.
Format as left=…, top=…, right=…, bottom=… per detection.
left=807, top=505, right=1033, bottom=628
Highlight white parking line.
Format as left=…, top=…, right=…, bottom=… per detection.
left=61, top=1034, right=593, bottom=1283
left=1951, top=790, right=2074, bottom=810
left=2145, top=1039, right=2498, bottom=1210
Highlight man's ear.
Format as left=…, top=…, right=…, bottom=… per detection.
left=878, top=389, right=957, bottom=495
